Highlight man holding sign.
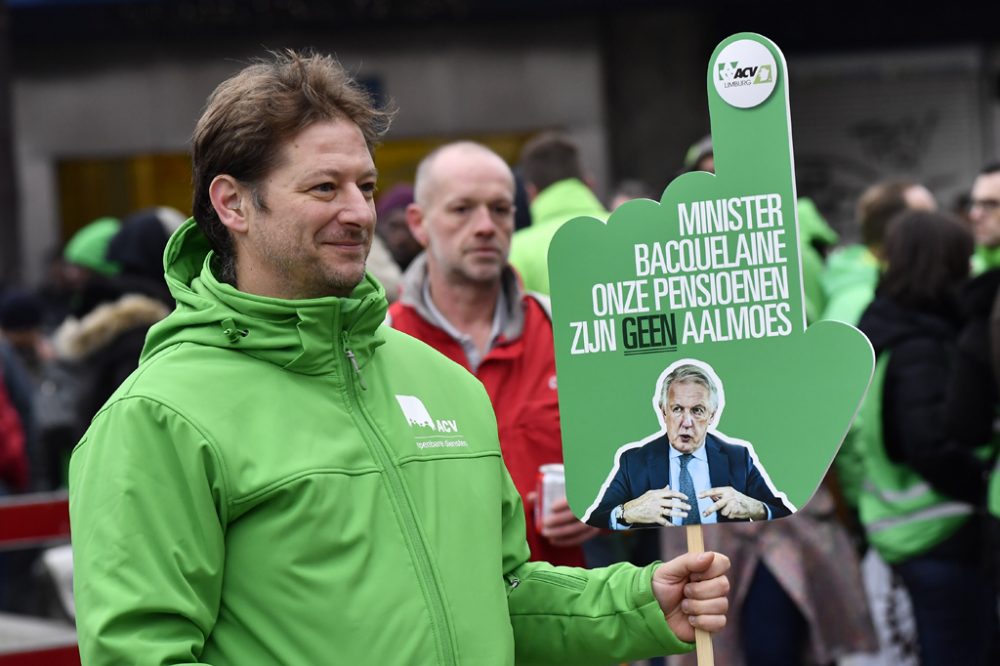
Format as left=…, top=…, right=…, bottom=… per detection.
left=585, top=362, right=793, bottom=529
left=69, top=51, right=732, bottom=666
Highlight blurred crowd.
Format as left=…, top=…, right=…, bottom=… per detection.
left=1, top=128, right=999, bottom=665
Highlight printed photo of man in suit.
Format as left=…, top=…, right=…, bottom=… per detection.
left=584, top=361, right=794, bottom=529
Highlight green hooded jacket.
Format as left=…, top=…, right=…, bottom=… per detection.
left=509, top=178, right=608, bottom=295
left=795, top=197, right=838, bottom=325
left=69, top=220, right=692, bottom=665
left=820, top=244, right=880, bottom=327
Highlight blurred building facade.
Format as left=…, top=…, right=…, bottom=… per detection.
left=3, top=0, right=1000, bottom=284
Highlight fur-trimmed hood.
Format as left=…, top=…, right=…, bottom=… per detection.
left=54, top=293, right=170, bottom=362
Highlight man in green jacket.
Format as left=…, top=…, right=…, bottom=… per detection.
left=508, top=132, right=609, bottom=295
left=68, top=50, right=730, bottom=665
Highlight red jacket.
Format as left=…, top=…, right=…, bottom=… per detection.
left=388, top=257, right=584, bottom=566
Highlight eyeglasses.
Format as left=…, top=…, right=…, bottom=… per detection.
left=970, top=198, right=1000, bottom=213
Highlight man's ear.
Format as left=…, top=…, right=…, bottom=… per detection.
left=405, top=203, right=431, bottom=248
left=209, top=175, right=250, bottom=235
left=524, top=182, right=539, bottom=202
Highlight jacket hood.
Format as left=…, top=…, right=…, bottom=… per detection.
left=141, top=219, right=388, bottom=375
left=858, top=296, right=959, bottom=357
left=530, top=178, right=608, bottom=227
left=54, top=293, right=170, bottom=362
left=821, top=245, right=879, bottom=295
left=107, top=207, right=183, bottom=285
left=395, top=252, right=537, bottom=342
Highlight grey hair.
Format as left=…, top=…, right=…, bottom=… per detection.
left=658, top=364, right=719, bottom=413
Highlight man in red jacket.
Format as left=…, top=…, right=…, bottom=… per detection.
left=388, top=141, right=599, bottom=565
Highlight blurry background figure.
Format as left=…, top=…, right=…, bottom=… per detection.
left=34, top=249, right=76, bottom=332
left=512, top=169, right=533, bottom=231
left=796, top=197, right=839, bottom=324
left=821, top=179, right=943, bottom=666
left=665, top=488, right=878, bottom=666
left=365, top=182, right=412, bottom=302
left=857, top=209, right=998, bottom=666
left=0, top=289, right=73, bottom=491
left=681, top=135, right=714, bottom=175
left=0, top=296, right=36, bottom=616
left=60, top=216, right=123, bottom=320
left=104, top=206, right=184, bottom=304
left=365, top=234, right=402, bottom=302
left=954, top=163, right=1000, bottom=614
left=608, top=178, right=654, bottom=210
left=375, top=182, right=421, bottom=271
left=822, top=180, right=938, bottom=327
left=0, top=293, right=36, bottom=494
left=63, top=216, right=122, bottom=280
left=0, top=343, right=29, bottom=496
left=51, top=207, right=183, bottom=481
left=509, top=131, right=608, bottom=295
left=389, top=141, right=599, bottom=569
left=951, top=190, right=973, bottom=228
left=937, top=165, right=1000, bottom=496
left=0, top=290, right=50, bottom=371
left=970, top=163, right=1000, bottom=276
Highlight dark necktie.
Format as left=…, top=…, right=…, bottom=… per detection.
left=679, top=453, right=701, bottom=525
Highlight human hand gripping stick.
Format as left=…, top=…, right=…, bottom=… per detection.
left=652, top=551, right=731, bottom=643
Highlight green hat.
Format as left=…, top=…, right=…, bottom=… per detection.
left=64, top=217, right=122, bottom=276
left=683, top=135, right=714, bottom=170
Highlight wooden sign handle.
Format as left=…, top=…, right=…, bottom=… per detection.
left=685, top=524, right=715, bottom=666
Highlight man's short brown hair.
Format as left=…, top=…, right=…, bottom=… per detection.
left=192, top=49, right=393, bottom=269
left=856, top=179, right=918, bottom=248
left=518, top=131, right=584, bottom=193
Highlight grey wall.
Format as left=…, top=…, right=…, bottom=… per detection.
left=10, top=13, right=1000, bottom=283
left=12, top=21, right=611, bottom=284
left=790, top=46, right=989, bottom=240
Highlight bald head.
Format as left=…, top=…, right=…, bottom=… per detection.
left=407, top=141, right=516, bottom=287
left=414, top=141, right=514, bottom=208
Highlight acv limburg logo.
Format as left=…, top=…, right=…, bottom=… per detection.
left=713, top=39, right=778, bottom=109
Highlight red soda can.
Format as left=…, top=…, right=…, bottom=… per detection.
left=535, top=463, right=565, bottom=533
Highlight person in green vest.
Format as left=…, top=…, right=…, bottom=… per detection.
left=945, top=164, right=1000, bottom=494
left=856, top=208, right=998, bottom=666
left=962, top=161, right=1000, bottom=607
left=508, top=132, right=608, bottom=295
left=824, top=179, right=938, bottom=518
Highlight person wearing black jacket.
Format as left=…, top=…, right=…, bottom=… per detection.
left=52, top=207, right=182, bottom=441
left=858, top=209, right=998, bottom=666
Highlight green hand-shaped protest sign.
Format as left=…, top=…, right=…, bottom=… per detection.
left=550, top=33, right=874, bottom=529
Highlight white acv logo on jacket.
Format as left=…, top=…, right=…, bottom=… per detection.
left=395, top=395, right=462, bottom=436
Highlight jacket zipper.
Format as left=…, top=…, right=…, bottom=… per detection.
left=339, top=327, right=457, bottom=665
left=505, top=573, right=520, bottom=596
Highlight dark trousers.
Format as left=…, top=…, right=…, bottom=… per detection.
left=741, top=563, right=810, bottom=666
left=895, top=554, right=999, bottom=666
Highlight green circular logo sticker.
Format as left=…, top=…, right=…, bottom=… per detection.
left=714, top=39, right=777, bottom=109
